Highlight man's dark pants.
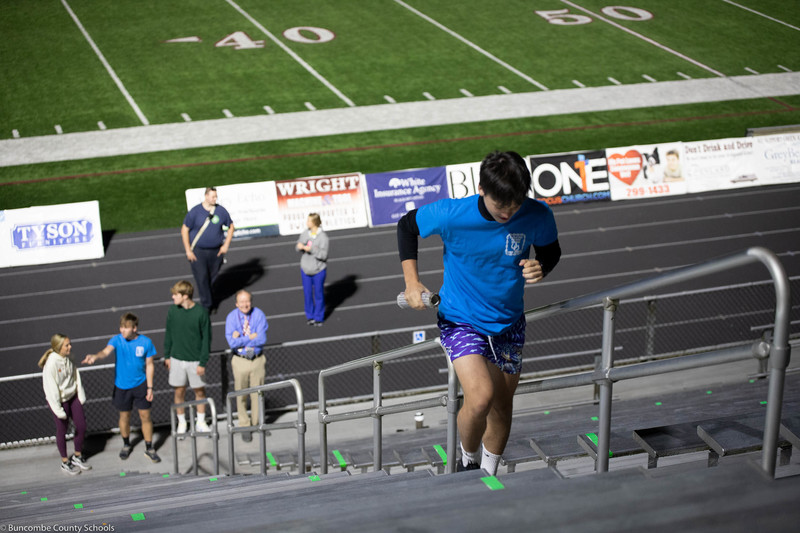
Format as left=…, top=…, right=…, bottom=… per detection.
left=191, top=247, right=224, bottom=309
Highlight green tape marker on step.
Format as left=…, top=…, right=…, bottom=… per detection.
left=162, top=474, right=170, bottom=478
left=586, top=433, right=613, bottom=458
left=267, top=452, right=277, bottom=467
left=655, top=402, right=662, bottom=406
left=332, top=449, right=347, bottom=469
left=131, top=513, right=145, bottom=522
left=760, top=401, right=767, bottom=405
left=481, top=476, right=505, bottom=491
left=20, top=491, right=27, bottom=495
left=74, top=503, right=84, bottom=510
left=591, top=416, right=598, bottom=421
left=209, top=477, right=218, bottom=482
left=433, top=444, right=447, bottom=466
left=40, top=497, right=47, bottom=502
left=309, top=475, right=321, bottom=482
left=119, top=472, right=126, bottom=477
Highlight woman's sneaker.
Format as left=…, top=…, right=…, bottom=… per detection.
left=70, top=455, right=92, bottom=471
left=61, top=460, right=81, bottom=476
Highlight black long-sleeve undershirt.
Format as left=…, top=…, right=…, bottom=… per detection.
left=397, top=199, right=561, bottom=277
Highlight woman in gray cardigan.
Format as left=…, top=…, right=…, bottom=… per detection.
left=295, top=213, right=329, bottom=326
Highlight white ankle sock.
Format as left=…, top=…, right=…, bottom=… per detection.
left=461, top=443, right=479, bottom=467
left=481, top=448, right=501, bottom=476
left=177, top=413, right=186, bottom=422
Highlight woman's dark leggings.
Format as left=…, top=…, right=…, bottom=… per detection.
left=51, top=395, right=86, bottom=458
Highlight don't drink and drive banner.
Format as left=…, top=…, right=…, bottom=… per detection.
left=0, top=201, right=104, bottom=268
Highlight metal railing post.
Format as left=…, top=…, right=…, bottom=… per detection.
left=225, top=379, right=306, bottom=476
left=170, top=398, right=218, bottom=476
left=373, top=360, right=383, bottom=472
left=596, top=297, right=618, bottom=473
left=747, top=248, right=792, bottom=477
left=446, top=356, right=459, bottom=474
left=226, top=396, right=235, bottom=476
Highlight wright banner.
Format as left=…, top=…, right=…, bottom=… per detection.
left=275, top=173, right=369, bottom=235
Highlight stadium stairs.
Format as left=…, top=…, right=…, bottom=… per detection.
left=3, top=370, right=799, bottom=532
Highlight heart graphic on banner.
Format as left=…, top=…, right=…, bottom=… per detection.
left=607, top=150, right=643, bottom=186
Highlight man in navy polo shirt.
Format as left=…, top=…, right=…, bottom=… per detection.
left=181, top=187, right=235, bottom=311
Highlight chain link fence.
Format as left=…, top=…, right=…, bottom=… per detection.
left=2, top=277, right=798, bottom=447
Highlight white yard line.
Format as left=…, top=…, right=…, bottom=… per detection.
left=722, top=0, right=800, bottom=32
left=1, top=71, right=799, bottom=167
left=393, top=0, right=549, bottom=91
left=224, top=0, right=355, bottom=108
left=61, top=0, right=149, bottom=126
left=561, top=0, right=726, bottom=78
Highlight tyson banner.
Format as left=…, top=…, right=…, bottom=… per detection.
left=529, top=150, right=611, bottom=205
left=606, top=143, right=687, bottom=201
left=0, top=201, right=104, bottom=268
left=275, top=173, right=368, bottom=235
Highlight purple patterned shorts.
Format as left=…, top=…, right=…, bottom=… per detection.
left=438, top=315, right=526, bottom=375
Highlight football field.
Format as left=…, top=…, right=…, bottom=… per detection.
left=1, top=0, right=799, bottom=233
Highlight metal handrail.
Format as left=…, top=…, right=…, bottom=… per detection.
left=317, top=338, right=448, bottom=474
left=225, top=379, right=306, bottom=475
left=317, top=247, right=791, bottom=478
left=170, top=398, right=219, bottom=476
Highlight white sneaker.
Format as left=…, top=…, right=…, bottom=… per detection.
left=176, top=419, right=187, bottom=435
left=195, top=419, right=211, bottom=433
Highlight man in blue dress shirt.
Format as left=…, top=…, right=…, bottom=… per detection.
left=225, top=290, right=268, bottom=441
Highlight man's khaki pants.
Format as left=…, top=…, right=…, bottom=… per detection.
left=231, top=354, right=266, bottom=427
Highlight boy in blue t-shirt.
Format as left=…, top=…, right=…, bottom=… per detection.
left=83, top=312, right=160, bottom=463
left=397, top=151, right=561, bottom=475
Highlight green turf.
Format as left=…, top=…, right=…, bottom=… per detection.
left=2, top=95, right=798, bottom=234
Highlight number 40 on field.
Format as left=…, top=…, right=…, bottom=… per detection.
left=214, top=27, right=335, bottom=50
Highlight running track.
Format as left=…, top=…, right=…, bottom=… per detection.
left=1, top=183, right=798, bottom=379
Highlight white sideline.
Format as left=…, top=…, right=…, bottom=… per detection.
left=1, top=72, right=799, bottom=168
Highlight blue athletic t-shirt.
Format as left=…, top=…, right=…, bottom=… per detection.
left=416, top=195, right=558, bottom=336
left=109, top=333, right=157, bottom=390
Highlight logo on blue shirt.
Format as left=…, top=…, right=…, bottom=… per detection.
left=505, top=233, right=526, bottom=256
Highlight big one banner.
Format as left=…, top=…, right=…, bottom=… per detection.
left=529, top=150, right=611, bottom=206
left=364, top=166, right=448, bottom=226
left=275, top=173, right=369, bottom=235
left=185, top=182, right=280, bottom=239
left=0, top=201, right=104, bottom=268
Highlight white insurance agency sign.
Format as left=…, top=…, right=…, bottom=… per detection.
left=0, top=201, right=104, bottom=268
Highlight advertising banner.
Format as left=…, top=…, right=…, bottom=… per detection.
left=529, top=150, right=611, bottom=206
left=446, top=161, right=482, bottom=199
left=753, top=133, right=800, bottom=185
left=364, top=166, right=448, bottom=226
left=606, top=143, right=687, bottom=201
left=185, top=182, right=280, bottom=240
left=275, top=173, right=368, bottom=235
left=0, top=201, right=104, bottom=268
left=683, top=137, right=759, bottom=193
